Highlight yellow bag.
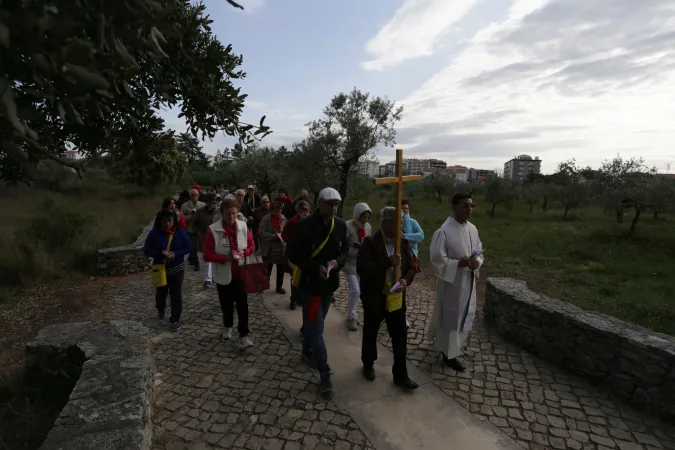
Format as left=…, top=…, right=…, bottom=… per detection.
left=152, top=234, right=173, bottom=288
left=385, top=282, right=403, bottom=312
left=291, top=218, right=334, bottom=288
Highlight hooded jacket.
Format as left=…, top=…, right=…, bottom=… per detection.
left=343, top=203, right=373, bottom=274
left=402, top=213, right=424, bottom=257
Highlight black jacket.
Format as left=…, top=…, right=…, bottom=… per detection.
left=357, top=231, right=416, bottom=309
left=289, top=211, right=349, bottom=295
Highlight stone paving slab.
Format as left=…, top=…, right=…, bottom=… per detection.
left=106, top=268, right=376, bottom=450
left=331, top=275, right=675, bottom=450
left=263, top=277, right=521, bottom=450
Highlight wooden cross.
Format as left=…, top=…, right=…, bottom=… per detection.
left=372, top=149, right=422, bottom=281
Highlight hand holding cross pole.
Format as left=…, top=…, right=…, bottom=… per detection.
left=372, top=149, right=422, bottom=281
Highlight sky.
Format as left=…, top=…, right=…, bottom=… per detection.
left=160, top=0, right=675, bottom=174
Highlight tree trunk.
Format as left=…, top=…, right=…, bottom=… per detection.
left=529, top=203, right=533, bottom=213
left=616, top=209, right=624, bottom=224
left=654, top=210, right=659, bottom=220
left=490, top=203, right=497, bottom=217
left=542, top=196, right=548, bottom=211
left=437, top=190, right=442, bottom=203
left=337, top=167, right=350, bottom=218
left=564, top=206, right=570, bottom=218
left=629, top=207, right=641, bottom=234
left=312, top=191, right=319, bottom=208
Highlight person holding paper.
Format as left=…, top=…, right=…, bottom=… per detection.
left=288, top=187, right=349, bottom=396
left=357, top=206, right=419, bottom=390
left=428, top=192, right=484, bottom=372
left=342, top=202, right=372, bottom=331
left=259, top=200, right=288, bottom=294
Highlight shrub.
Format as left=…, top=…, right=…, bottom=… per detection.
left=17, top=212, right=95, bottom=254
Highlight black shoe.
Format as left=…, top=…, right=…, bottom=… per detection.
left=276, top=287, right=286, bottom=295
left=158, top=310, right=165, bottom=320
left=444, top=357, right=466, bottom=372
left=170, top=321, right=181, bottom=332
left=318, top=371, right=333, bottom=396
left=394, top=377, right=419, bottom=390
left=363, top=366, right=376, bottom=381
left=289, top=300, right=296, bottom=310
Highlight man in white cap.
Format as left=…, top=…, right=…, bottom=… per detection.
left=288, top=187, right=349, bottom=397
left=242, top=185, right=261, bottom=218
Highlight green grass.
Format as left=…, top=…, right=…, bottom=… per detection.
left=345, top=194, right=675, bottom=336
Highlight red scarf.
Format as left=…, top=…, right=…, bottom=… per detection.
left=271, top=214, right=282, bottom=231
left=353, top=223, right=366, bottom=242
left=222, top=222, right=238, bottom=250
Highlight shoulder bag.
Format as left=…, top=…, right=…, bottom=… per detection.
left=291, top=218, right=334, bottom=288
left=151, top=234, right=173, bottom=288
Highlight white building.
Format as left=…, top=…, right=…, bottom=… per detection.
left=61, top=150, right=80, bottom=160
left=422, top=167, right=469, bottom=181
left=357, top=160, right=380, bottom=177
left=504, top=155, right=542, bottom=181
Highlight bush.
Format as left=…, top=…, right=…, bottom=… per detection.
left=17, top=212, right=95, bottom=253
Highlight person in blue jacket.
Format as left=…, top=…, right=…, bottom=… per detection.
left=401, top=197, right=424, bottom=329
left=144, top=209, right=193, bottom=331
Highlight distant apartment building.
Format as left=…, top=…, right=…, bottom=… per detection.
left=422, top=166, right=469, bottom=182
left=468, top=168, right=497, bottom=181
left=377, top=157, right=450, bottom=176
left=428, top=159, right=447, bottom=169
left=61, top=150, right=80, bottom=160
left=504, top=155, right=542, bottom=181
left=357, top=160, right=380, bottom=177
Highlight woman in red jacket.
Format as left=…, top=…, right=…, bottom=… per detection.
left=203, top=198, right=257, bottom=348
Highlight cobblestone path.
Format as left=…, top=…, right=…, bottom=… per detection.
left=331, top=277, right=675, bottom=450
left=107, top=269, right=375, bottom=450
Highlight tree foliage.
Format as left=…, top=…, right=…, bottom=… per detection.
left=0, top=0, right=269, bottom=184
left=484, top=177, right=516, bottom=217
left=306, top=88, right=403, bottom=215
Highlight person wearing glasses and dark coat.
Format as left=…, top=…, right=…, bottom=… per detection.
left=427, top=192, right=484, bottom=373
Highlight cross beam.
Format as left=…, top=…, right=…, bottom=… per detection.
left=372, top=149, right=422, bottom=281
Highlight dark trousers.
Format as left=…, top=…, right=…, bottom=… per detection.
left=361, top=297, right=408, bottom=379
left=155, top=270, right=184, bottom=322
left=216, top=280, right=249, bottom=337
left=268, top=263, right=284, bottom=289
left=296, top=289, right=332, bottom=374
left=188, top=233, right=199, bottom=266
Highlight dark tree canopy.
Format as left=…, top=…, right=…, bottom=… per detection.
left=0, top=0, right=269, bottom=184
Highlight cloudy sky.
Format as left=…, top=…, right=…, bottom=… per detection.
left=160, top=0, right=675, bottom=174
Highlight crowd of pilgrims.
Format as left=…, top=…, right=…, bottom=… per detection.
left=144, top=183, right=484, bottom=396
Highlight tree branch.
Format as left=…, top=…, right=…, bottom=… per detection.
left=25, top=137, right=84, bottom=179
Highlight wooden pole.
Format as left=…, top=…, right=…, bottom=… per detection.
left=394, top=149, right=403, bottom=281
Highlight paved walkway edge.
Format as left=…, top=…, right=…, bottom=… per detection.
left=262, top=276, right=521, bottom=450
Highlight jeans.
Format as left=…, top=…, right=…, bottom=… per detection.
left=156, top=270, right=184, bottom=322
left=345, top=273, right=360, bottom=320
left=216, top=280, right=249, bottom=337
left=361, top=297, right=408, bottom=379
left=267, top=263, right=284, bottom=289
left=297, top=289, right=332, bottom=373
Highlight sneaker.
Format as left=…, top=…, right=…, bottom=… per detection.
left=158, top=310, right=165, bottom=320
left=237, top=336, right=253, bottom=349
left=222, top=327, right=232, bottom=340
left=347, top=317, right=358, bottom=331
left=318, top=371, right=333, bottom=396
left=203, top=281, right=211, bottom=288
left=170, top=321, right=181, bottom=332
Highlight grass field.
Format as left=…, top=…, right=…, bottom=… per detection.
left=346, top=193, right=675, bottom=337
left=0, top=185, right=167, bottom=292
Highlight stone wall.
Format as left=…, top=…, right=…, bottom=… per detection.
left=96, top=220, right=154, bottom=276
left=484, top=277, right=675, bottom=422
left=26, top=320, right=154, bottom=450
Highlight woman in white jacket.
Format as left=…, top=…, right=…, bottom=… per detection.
left=343, top=202, right=372, bottom=331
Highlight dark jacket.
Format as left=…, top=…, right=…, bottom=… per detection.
left=289, top=210, right=349, bottom=295
left=193, top=206, right=217, bottom=252
left=143, top=227, right=193, bottom=269
left=357, top=230, right=416, bottom=306
left=243, top=193, right=262, bottom=213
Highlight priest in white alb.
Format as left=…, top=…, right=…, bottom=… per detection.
left=427, top=192, right=484, bottom=372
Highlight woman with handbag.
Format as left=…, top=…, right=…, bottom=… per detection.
left=203, top=197, right=258, bottom=348
left=144, top=209, right=193, bottom=331
left=259, top=200, right=288, bottom=294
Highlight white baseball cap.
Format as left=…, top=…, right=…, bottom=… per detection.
left=318, top=187, right=341, bottom=202
left=247, top=185, right=255, bottom=190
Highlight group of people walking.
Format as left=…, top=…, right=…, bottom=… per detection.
left=144, top=183, right=485, bottom=398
